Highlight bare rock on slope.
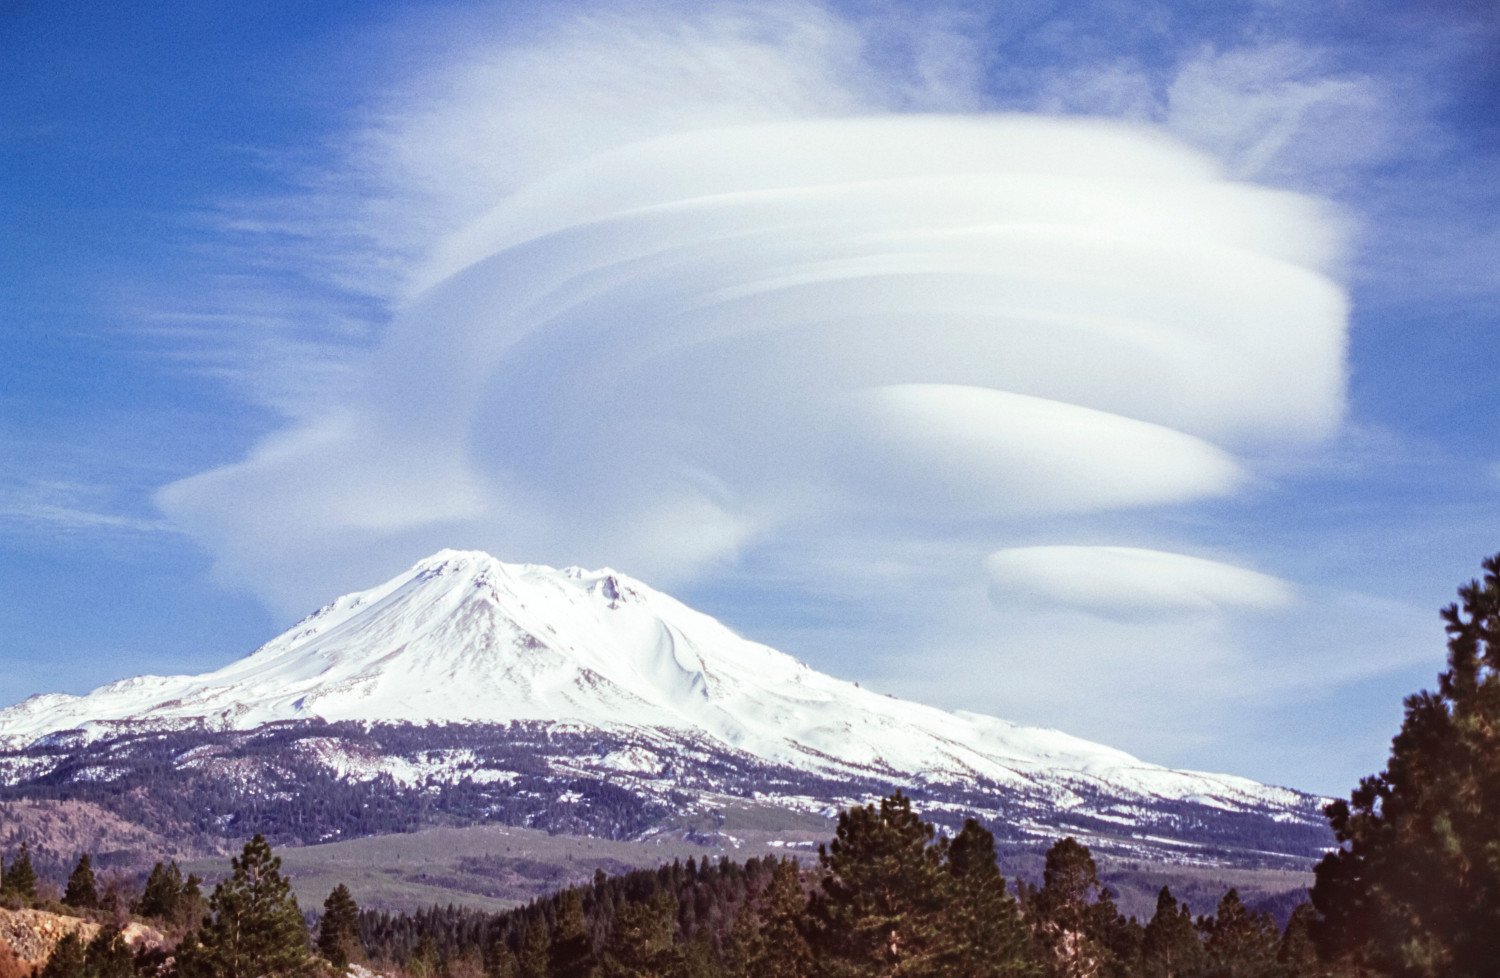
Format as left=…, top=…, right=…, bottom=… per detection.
left=0, top=908, right=163, bottom=967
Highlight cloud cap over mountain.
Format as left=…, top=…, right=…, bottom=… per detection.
left=157, top=59, right=1349, bottom=608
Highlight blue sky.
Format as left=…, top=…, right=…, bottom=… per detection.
left=2, top=0, right=1496, bottom=795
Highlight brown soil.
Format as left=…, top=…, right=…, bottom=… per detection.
left=0, top=907, right=163, bottom=967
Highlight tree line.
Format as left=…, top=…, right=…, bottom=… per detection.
left=352, top=795, right=1319, bottom=978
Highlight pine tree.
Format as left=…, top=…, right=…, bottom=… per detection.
left=677, top=932, right=719, bottom=978
left=318, top=883, right=362, bottom=970
left=517, top=923, right=550, bottom=978
left=1, top=845, right=37, bottom=903
left=1088, top=888, right=1142, bottom=978
left=1200, top=889, right=1279, bottom=978
left=722, top=904, right=765, bottom=978
left=408, top=936, right=440, bottom=978
left=64, top=854, right=100, bottom=910
left=1141, top=887, right=1204, bottom=978
left=1276, top=904, right=1321, bottom=978
left=602, top=893, right=677, bottom=978
left=940, top=819, right=1042, bottom=978
left=1030, top=837, right=1114, bottom=978
left=175, top=834, right=311, bottom=978
left=805, top=791, right=949, bottom=978
left=38, top=932, right=87, bottom=978
left=85, top=926, right=136, bottom=978
left=137, top=860, right=196, bottom=923
left=486, top=936, right=520, bottom=978
left=549, top=889, right=597, bottom=978
left=138, top=862, right=170, bottom=917
left=757, top=860, right=812, bottom=978
left=1311, top=553, right=1500, bottom=977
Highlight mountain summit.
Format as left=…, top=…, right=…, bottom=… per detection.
left=0, top=550, right=1325, bottom=861
left=3, top=550, right=1292, bottom=805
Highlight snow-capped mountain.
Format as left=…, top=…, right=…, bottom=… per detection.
left=0, top=550, right=1327, bottom=861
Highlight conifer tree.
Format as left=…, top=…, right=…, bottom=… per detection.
left=408, top=937, right=440, bottom=978
left=805, top=791, right=948, bottom=977
left=1, top=844, right=36, bottom=903
left=549, top=889, right=597, bottom=978
left=175, top=834, right=311, bottom=978
left=1086, top=885, right=1141, bottom=976
left=602, top=893, right=677, bottom=978
left=136, top=860, right=202, bottom=926
left=1141, top=887, right=1204, bottom=978
left=485, top=936, right=520, bottom=978
left=758, top=860, right=813, bottom=978
left=722, top=905, right=765, bottom=978
left=677, top=932, right=719, bottom=978
left=1276, top=904, right=1321, bottom=978
left=138, top=862, right=173, bottom=918
left=64, top=854, right=100, bottom=910
left=1030, top=837, right=1116, bottom=978
left=517, top=923, right=550, bottom=978
left=1199, top=889, right=1279, bottom=978
left=318, top=884, right=362, bottom=970
left=940, top=819, right=1042, bottom=978
left=38, top=932, right=87, bottom=978
left=1311, top=553, right=1500, bottom=977
left=84, top=925, right=136, bottom=978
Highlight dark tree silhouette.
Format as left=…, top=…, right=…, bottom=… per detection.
left=1199, top=888, right=1279, bottom=978
left=64, top=853, right=100, bottom=910
left=175, top=834, right=310, bottom=978
left=1141, top=886, right=1204, bottom=978
left=805, top=791, right=949, bottom=977
left=37, top=932, right=86, bottom=978
left=318, top=883, right=362, bottom=970
left=1031, top=838, right=1113, bottom=978
left=1312, top=553, right=1500, bottom=977
left=0, top=844, right=36, bottom=902
left=940, top=819, right=1040, bottom=978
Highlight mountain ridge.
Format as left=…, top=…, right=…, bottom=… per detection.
left=0, top=549, right=1327, bottom=864
left=0, top=550, right=1297, bottom=805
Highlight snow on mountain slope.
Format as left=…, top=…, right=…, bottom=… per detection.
left=0, top=550, right=1301, bottom=812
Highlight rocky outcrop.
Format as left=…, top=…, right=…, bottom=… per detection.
left=0, top=908, right=162, bottom=966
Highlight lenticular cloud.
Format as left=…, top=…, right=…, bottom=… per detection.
left=159, top=18, right=1349, bottom=610
left=986, top=546, right=1296, bottom=619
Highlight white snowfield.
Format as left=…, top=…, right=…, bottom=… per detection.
left=0, top=550, right=1302, bottom=812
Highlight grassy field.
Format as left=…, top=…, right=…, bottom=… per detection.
left=187, top=800, right=1311, bottom=920
left=1100, top=860, right=1313, bottom=919
left=188, top=801, right=837, bottom=914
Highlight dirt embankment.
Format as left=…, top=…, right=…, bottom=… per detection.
left=0, top=908, right=163, bottom=967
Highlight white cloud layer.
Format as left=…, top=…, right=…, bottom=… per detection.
left=985, top=545, right=1295, bottom=618
left=160, top=96, right=1348, bottom=605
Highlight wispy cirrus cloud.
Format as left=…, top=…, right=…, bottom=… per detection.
left=0, top=481, right=174, bottom=536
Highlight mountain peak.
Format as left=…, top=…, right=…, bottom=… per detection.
left=410, top=548, right=520, bottom=580
left=0, top=550, right=1309, bottom=820
left=409, top=550, right=636, bottom=600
